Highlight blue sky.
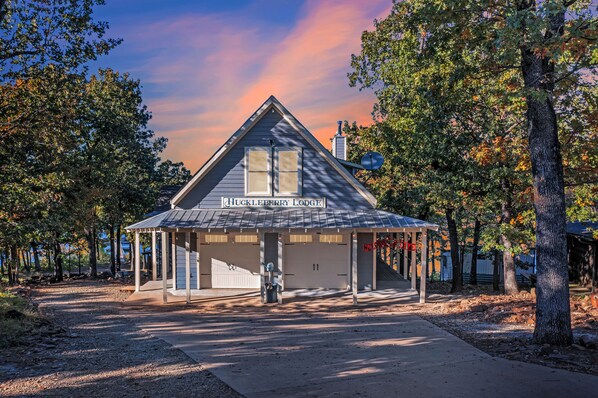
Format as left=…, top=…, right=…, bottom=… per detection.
left=90, top=0, right=391, bottom=170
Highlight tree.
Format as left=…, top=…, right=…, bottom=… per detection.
left=349, top=0, right=597, bottom=345
left=0, top=0, right=120, bottom=78
left=0, top=0, right=120, bottom=282
left=75, top=69, right=165, bottom=276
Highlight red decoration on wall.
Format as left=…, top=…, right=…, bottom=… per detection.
left=362, top=236, right=418, bottom=252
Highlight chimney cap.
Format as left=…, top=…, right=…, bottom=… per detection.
left=336, top=120, right=343, bottom=136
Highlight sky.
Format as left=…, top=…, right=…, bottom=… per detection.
left=91, top=0, right=392, bottom=171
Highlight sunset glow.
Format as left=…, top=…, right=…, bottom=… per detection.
left=93, top=0, right=391, bottom=170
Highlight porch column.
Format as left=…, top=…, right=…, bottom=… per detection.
left=420, top=229, right=428, bottom=304
left=185, top=231, right=191, bottom=305
left=196, top=233, right=201, bottom=290
left=352, top=232, right=358, bottom=305
left=161, top=231, right=168, bottom=304
left=134, top=231, right=140, bottom=292
left=171, top=232, right=177, bottom=290
left=151, top=231, right=157, bottom=281
left=372, top=232, right=376, bottom=290
left=411, top=231, right=417, bottom=290
left=260, top=232, right=265, bottom=304
left=278, top=233, right=284, bottom=303
left=403, top=232, right=409, bottom=279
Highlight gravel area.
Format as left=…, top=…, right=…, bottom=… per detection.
left=0, top=280, right=241, bottom=398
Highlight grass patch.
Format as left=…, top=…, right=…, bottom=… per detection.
left=0, top=289, right=43, bottom=348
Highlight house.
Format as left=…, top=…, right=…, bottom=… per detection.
left=126, top=96, right=437, bottom=304
left=567, top=221, right=597, bottom=291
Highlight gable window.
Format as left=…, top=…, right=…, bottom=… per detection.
left=276, top=148, right=302, bottom=196
left=245, top=147, right=302, bottom=196
left=246, top=148, right=271, bottom=195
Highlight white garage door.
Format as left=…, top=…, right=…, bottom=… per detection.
left=285, top=238, right=349, bottom=289
left=200, top=242, right=261, bottom=289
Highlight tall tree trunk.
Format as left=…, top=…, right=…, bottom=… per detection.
left=501, top=235, right=519, bottom=295
left=8, top=245, right=17, bottom=285
left=446, top=209, right=462, bottom=293
left=47, top=245, right=52, bottom=269
left=88, top=228, right=97, bottom=277
left=109, top=225, right=116, bottom=275
left=31, top=242, right=41, bottom=271
left=116, top=225, right=122, bottom=270
left=470, top=218, right=480, bottom=285
left=431, top=234, right=436, bottom=279
left=54, top=237, right=63, bottom=282
left=520, top=6, right=571, bottom=345
left=500, top=195, right=520, bottom=295
left=96, top=230, right=101, bottom=264
left=493, top=249, right=501, bottom=292
left=24, top=249, right=31, bottom=272
left=0, top=248, right=4, bottom=276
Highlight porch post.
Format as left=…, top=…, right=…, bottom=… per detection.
left=185, top=231, right=191, bottom=305
left=161, top=231, right=168, bottom=304
left=372, top=232, right=376, bottom=290
left=171, top=232, right=177, bottom=290
left=420, top=229, right=428, bottom=304
left=196, top=233, right=201, bottom=290
left=151, top=231, right=157, bottom=281
left=411, top=231, right=417, bottom=290
left=403, top=232, right=408, bottom=279
left=278, top=233, right=284, bottom=304
left=260, top=232, right=265, bottom=304
left=352, top=232, right=358, bottom=305
left=134, top=231, right=140, bottom=292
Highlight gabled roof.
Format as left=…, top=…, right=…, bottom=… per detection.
left=170, top=96, right=377, bottom=207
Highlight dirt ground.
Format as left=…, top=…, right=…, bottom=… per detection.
left=1, top=279, right=596, bottom=397
left=0, top=279, right=241, bottom=398
left=410, top=282, right=598, bottom=376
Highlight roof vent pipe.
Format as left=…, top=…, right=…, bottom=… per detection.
left=331, top=120, right=346, bottom=160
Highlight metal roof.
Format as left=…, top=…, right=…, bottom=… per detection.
left=567, top=221, right=598, bottom=239
left=126, top=209, right=438, bottom=231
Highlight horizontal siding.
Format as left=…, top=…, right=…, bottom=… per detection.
left=177, top=110, right=372, bottom=210
left=175, top=232, right=198, bottom=290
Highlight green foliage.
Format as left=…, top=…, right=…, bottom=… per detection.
left=0, top=1, right=191, bottom=279
left=0, top=0, right=121, bottom=80
left=348, top=0, right=597, bottom=255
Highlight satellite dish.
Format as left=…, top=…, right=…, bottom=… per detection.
left=361, top=151, right=384, bottom=170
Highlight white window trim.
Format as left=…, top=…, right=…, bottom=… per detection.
left=275, top=147, right=302, bottom=197
left=245, top=147, right=272, bottom=196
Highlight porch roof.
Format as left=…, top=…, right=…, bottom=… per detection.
left=125, top=209, right=438, bottom=232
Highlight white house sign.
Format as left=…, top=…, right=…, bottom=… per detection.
left=221, top=197, right=327, bottom=208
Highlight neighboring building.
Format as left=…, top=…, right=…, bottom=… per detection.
left=126, top=96, right=437, bottom=303
left=567, top=221, right=597, bottom=290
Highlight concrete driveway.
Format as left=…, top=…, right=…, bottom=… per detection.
left=126, top=291, right=598, bottom=398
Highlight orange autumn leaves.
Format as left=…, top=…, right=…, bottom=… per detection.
left=470, top=135, right=530, bottom=172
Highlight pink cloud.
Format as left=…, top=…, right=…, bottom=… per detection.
left=121, top=0, right=391, bottom=170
